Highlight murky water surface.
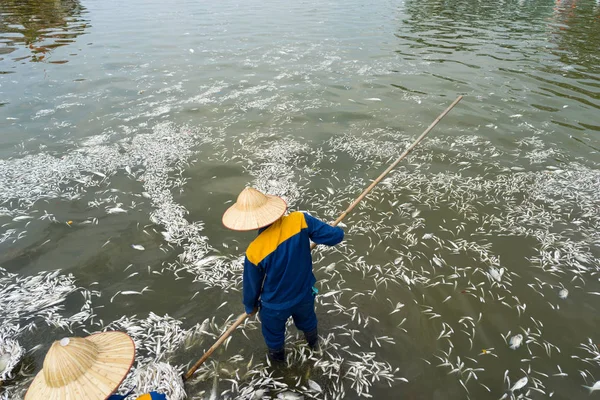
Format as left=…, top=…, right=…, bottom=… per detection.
left=1, top=0, right=599, bottom=399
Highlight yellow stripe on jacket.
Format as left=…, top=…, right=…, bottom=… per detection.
left=246, top=211, right=308, bottom=265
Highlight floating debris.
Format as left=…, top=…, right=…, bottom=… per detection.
left=0, top=109, right=599, bottom=400
left=509, top=334, right=523, bottom=350
left=584, top=380, right=600, bottom=393
left=0, top=332, right=24, bottom=381
left=558, top=288, right=568, bottom=300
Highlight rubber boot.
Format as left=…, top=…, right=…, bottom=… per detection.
left=268, top=347, right=285, bottom=363
left=304, top=328, right=319, bottom=351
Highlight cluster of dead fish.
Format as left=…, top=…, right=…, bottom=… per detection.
left=0, top=113, right=598, bottom=400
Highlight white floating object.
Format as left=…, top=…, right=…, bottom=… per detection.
left=12, top=215, right=33, bottom=221
left=91, top=171, right=106, bottom=178
left=308, top=379, right=322, bottom=392
left=107, top=207, right=128, bottom=214
left=489, top=267, right=505, bottom=282
left=277, top=391, right=303, bottom=399
left=509, top=334, right=523, bottom=350
left=511, top=377, right=528, bottom=391
left=559, top=288, right=568, bottom=299
left=584, top=380, right=600, bottom=393
left=131, top=244, right=145, bottom=251
left=364, top=97, right=382, bottom=101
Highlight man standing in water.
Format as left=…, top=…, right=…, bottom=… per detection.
left=222, top=187, right=344, bottom=362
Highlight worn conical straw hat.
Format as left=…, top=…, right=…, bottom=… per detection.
left=222, top=187, right=287, bottom=231
left=25, top=332, right=135, bottom=400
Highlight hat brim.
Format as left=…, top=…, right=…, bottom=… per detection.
left=222, top=195, right=287, bottom=231
left=25, top=332, right=135, bottom=400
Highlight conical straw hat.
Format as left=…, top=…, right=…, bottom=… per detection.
left=25, top=332, right=135, bottom=400
left=222, top=187, right=287, bottom=231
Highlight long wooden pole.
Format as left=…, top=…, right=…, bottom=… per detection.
left=184, top=95, right=463, bottom=381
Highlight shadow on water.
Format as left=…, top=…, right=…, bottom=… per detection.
left=0, top=0, right=90, bottom=65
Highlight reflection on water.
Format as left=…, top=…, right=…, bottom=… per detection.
left=398, top=0, right=600, bottom=133
left=0, top=0, right=89, bottom=64
left=548, top=0, right=600, bottom=74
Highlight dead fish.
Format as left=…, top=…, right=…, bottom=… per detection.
left=0, top=352, right=11, bottom=373
left=509, top=334, right=523, bottom=350
left=107, top=207, right=128, bottom=214
left=308, top=380, right=322, bottom=392
left=277, top=391, right=304, bottom=400
left=558, top=289, right=568, bottom=299
left=208, top=373, right=219, bottom=400
left=324, top=263, right=336, bottom=273
left=489, top=267, right=505, bottom=282
left=584, top=381, right=600, bottom=393
left=12, top=216, right=33, bottom=221
left=511, top=377, right=528, bottom=392
left=131, top=244, right=145, bottom=251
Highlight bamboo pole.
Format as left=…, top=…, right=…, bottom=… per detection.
left=184, top=95, right=463, bottom=381
left=184, top=313, right=248, bottom=381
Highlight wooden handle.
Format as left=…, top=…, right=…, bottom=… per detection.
left=184, top=312, right=249, bottom=381
left=184, top=95, right=463, bottom=380
left=311, top=95, right=463, bottom=246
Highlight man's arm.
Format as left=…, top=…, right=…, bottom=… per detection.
left=243, top=257, right=265, bottom=314
left=303, top=212, right=344, bottom=245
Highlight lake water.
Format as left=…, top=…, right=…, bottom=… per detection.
left=1, top=0, right=599, bottom=399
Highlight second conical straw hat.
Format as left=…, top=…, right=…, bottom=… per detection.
left=222, top=187, right=287, bottom=231
left=25, top=332, right=135, bottom=400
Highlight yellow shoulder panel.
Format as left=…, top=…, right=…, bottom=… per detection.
left=135, top=394, right=152, bottom=400
left=246, top=212, right=307, bottom=265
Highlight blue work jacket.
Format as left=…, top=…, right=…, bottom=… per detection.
left=243, top=211, right=344, bottom=314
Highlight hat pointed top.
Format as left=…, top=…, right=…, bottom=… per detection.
left=25, top=332, right=135, bottom=400
left=222, top=187, right=287, bottom=231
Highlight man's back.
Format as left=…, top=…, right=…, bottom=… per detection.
left=223, top=188, right=344, bottom=360
left=243, top=212, right=343, bottom=313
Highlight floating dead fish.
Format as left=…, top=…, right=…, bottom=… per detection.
left=509, top=334, right=523, bottom=350
left=558, top=288, right=568, bottom=299
left=307, top=380, right=322, bottom=392
left=91, top=171, right=107, bottom=178
left=489, top=267, right=505, bottom=282
left=511, top=377, right=528, bottom=392
left=107, top=207, right=128, bottom=214
left=131, top=244, right=145, bottom=251
left=12, top=216, right=33, bottom=221
left=0, top=337, right=24, bottom=381
left=584, top=381, right=600, bottom=393
left=277, top=391, right=304, bottom=400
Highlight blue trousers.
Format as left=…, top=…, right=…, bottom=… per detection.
left=259, top=291, right=317, bottom=350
